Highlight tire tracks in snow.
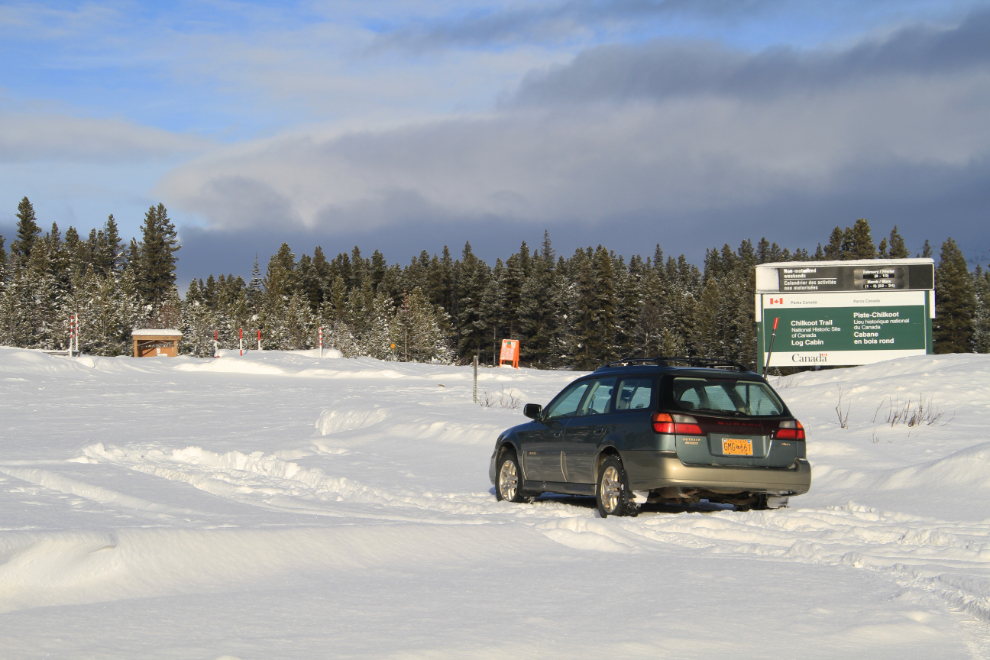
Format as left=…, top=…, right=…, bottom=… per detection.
left=539, top=503, right=990, bottom=631
left=77, top=442, right=580, bottom=523
left=77, top=441, right=990, bottom=635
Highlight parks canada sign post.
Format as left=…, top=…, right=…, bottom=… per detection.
left=754, top=258, right=935, bottom=375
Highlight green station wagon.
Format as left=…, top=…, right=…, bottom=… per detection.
left=489, top=357, right=812, bottom=517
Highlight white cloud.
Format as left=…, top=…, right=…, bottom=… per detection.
left=0, top=112, right=211, bottom=164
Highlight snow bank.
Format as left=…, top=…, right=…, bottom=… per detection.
left=4, top=348, right=990, bottom=656
left=175, top=358, right=286, bottom=375
left=0, top=524, right=549, bottom=613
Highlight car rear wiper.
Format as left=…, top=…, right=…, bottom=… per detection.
left=692, top=407, right=747, bottom=417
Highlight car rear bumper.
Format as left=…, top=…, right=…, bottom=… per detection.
left=623, top=451, right=812, bottom=495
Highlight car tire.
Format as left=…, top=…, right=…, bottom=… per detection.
left=596, top=455, right=635, bottom=518
left=496, top=449, right=526, bottom=503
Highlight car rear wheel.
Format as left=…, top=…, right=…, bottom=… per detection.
left=496, top=449, right=526, bottom=503
left=596, top=455, right=635, bottom=518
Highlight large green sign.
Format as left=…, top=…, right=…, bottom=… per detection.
left=756, top=288, right=933, bottom=369
left=767, top=305, right=926, bottom=353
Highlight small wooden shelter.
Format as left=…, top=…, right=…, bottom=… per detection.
left=132, top=329, right=183, bottom=358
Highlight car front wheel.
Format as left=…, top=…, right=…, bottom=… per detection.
left=496, top=449, right=526, bottom=503
left=596, top=455, right=634, bottom=518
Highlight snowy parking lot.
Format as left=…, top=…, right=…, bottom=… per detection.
left=1, top=347, right=989, bottom=659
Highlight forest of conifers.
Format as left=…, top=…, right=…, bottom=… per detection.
left=1, top=196, right=988, bottom=369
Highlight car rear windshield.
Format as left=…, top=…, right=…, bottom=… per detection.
left=671, top=377, right=785, bottom=417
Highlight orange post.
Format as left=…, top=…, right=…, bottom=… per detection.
left=499, top=339, right=520, bottom=368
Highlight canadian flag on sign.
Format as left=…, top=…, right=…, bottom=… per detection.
left=768, top=297, right=783, bottom=305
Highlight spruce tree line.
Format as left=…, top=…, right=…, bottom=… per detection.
left=0, top=199, right=986, bottom=365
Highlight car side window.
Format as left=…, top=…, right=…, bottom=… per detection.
left=544, top=381, right=590, bottom=421
left=615, top=377, right=654, bottom=411
left=577, top=378, right=615, bottom=416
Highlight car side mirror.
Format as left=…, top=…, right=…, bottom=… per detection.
left=523, top=403, right=542, bottom=420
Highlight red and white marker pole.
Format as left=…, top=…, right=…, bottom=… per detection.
left=319, top=326, right=323, bottom=357
left=214, top=329, right=219, bottom=358
left=764, top=317, right=780, bottom=375
left=239, top=328, right=244, bottom=356
left=257, top=329, right=261, bottom=351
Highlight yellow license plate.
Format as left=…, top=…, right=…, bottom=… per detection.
left=722, top=438, right=753, bottom=456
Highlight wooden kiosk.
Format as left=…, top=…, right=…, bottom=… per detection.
left=132, top=329, right=183, bottom=358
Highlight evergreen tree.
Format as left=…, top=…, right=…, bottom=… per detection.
left=478, top=258, right=507, bottom=365
left=247, top=253, right=263, bottom=313
left=311, top=246, right=332, bottom=304
left=694, top=241, right=755, bottom=363
left=326, top=275, right=348, bottom=322
left=263, top=244, right=295, bottom=300
left=0, top=265, right=32, bottom=346
left=369, top=249, right=387, bottom=292
left=350, top=246, right=366, bottom=291
left=877, top=237, right=888, bottom=258
left=22, top=228, right=71, bottom=349
left=612, top=254, right=641, bottom=358
left=502, top=242, right=530, bottom=339
left=296, top=252, right=318, bottom=309
left=377, top=264, right=404, bottom=303
left=454, top=242, right=489, bottom=358
left=360, top=290, right=397, bottom=360
left=403, top=251, right=430, bottom=294
left=64, top=226, right=88, bottom=278
left=88, top=215, right=125, bottom=277
left=134, top=204, right=180, bottom=308
left=570, top=246, right=618, bottom=369
left=73, top=265, right=141, bottom=355
left=331, top=251, right=352, bottom=293
left=396, top=287, right=453, bottom=363
left=823, top=227, right=844, bottom=260
left=888, top=226, right=909, bottom=259
left=518, top=232, right=565, bottom=367
left=12, top=197, right=41, bottom=266
left=634, top=265, right=665, bottom=356
left=283, top=292, right=316, bottom=349
left=182, top=277, right=218, bottom=357
left=846, top=219, right=876, bottom=259
left=933, top=238, right=976, bottom=353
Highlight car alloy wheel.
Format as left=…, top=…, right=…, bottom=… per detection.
left=596, top=455, right=635, bottom=517
left=600, top=465, right=622, bottom=514
left=496, top=450, right=527, bottom=503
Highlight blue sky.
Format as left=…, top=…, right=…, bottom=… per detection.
left=2, top=0, right=989, bottom=284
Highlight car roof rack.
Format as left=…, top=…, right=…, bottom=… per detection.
left=598, top=356, right=753, bottom=373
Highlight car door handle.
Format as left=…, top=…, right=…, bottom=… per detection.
left=595, top=426, right=606, bottom=434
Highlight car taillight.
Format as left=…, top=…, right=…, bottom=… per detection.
left=652, top=413, right=674, bottom=433
left=652, top=413, right=704, bottom=435
left=775, top=419, right=806, bottom=440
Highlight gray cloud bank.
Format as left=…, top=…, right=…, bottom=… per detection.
left=162, top=11, right=990, bottom=275
left=512, top=10, right=990, bottom=104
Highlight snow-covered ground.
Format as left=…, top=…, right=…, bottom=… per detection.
left=1, top=347, right=989, bottom=659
